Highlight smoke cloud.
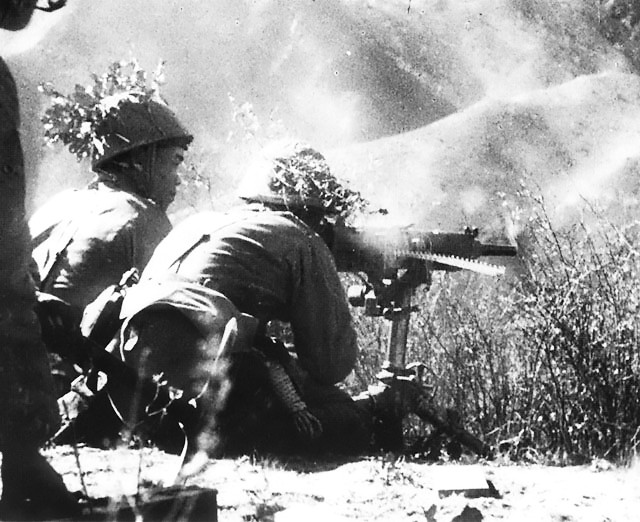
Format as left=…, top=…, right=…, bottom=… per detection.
left=4, top=0, right=637, bottom=236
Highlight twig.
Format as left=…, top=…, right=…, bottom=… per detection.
left=60, top=399, right=92, bottom=509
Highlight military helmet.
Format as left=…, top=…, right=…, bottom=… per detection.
left=238, top=141, right=367, bottom=217
left=92, top=97, right=193, bottom=171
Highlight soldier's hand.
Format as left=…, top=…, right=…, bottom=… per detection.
left=35, top=292, right=85, bottom=362
left=293, top=408, right=323, bottom=440
left=36, top=292, right=80, bottom=330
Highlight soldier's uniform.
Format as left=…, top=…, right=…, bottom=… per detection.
left=142, top=207, right=358, bottom=385
left=0, top=57, right=60, bottom=451
left=29, top=94, right=192, bottom=320
left=126, top=207, right=372, bottom=456
left=30, top=182, right=172, bottom=316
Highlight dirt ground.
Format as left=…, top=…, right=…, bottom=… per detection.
left=42, top=445, right=640, bottom=521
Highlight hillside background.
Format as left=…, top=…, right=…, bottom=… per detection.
left=4, top=0, right=640, bottom=237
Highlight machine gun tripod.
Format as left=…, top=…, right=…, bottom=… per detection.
left=336, top=225, right=517, bottom=459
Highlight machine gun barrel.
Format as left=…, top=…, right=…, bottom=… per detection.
left=332, top=224, right=516, bottom=277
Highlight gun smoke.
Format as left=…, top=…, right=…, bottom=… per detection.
left=4, top=0, right=639, bottom=235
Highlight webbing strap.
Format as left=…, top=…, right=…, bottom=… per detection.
left=38, top=219, right=78, bottom=291
left=167, top=232, right=211, bottom=271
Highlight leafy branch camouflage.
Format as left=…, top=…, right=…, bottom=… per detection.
left=269, top=145, right=369, bottom=219
left=39, top=59, right=166, bottom=161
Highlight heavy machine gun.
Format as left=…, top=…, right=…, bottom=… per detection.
left=331, top=224, right=517, bottom=457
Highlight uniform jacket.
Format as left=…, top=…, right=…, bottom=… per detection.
left=30, top=182, right=172, bottom=314
left=142, top=208, right=358, bottom=385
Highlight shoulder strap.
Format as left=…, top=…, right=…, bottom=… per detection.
left=38, top=219, right=78, bottom=291
left=167, top=232, right=211, bottom=271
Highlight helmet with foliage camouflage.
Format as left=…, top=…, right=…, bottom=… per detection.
left=238, top=141, right=367, bottom=219
left=40, top=59, right=193, bottom=172
left=92, top=97, right=193, bottom=171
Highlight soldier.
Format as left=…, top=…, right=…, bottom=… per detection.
left=0, top=0, right=80, bottom=518
left=109, top=142, right=424, bottom=459
left=29, top=96, right=193, bottom=319
left=143, top=142, right=359, bottom=385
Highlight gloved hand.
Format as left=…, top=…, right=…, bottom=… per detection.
left=293, top=408, right=323, bottom=440
left=263, top=359, right=322, bottom=440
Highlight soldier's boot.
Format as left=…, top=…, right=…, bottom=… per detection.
left=0, top=446, right=81, bottom=520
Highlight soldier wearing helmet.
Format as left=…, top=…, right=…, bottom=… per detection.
left=0, top=0, right=80, bottom=518
left=29, top=94, right=193, bottom=320
left=144, top=141, right=362, bottom=386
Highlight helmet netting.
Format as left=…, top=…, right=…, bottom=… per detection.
left=267, top=143, right=368, bottom=219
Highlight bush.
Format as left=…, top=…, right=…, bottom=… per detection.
left=352, top=193, right=640, bottom=463
left=512, top=196, right=640, bottom=461
left=596, top=0, right=640, bottom=70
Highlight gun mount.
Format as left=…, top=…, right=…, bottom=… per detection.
left=333, top=224, right=517, bottom=368
left=333, top=226, right=517, bottom=369
left=332, top=224, right=517, bottom=458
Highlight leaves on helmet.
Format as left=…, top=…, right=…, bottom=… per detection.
left=268, top=145, right=369, bottom=220
left=39, top=58, right=167, bottom=161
